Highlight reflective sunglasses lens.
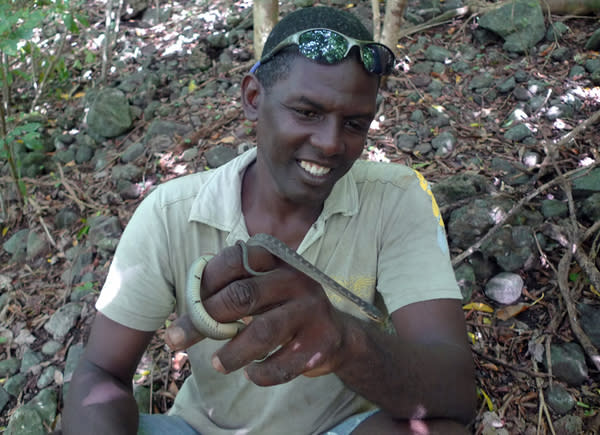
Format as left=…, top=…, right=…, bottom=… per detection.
left=298, top=30, right=348, bottom=64
left=362, top=45, right=394, bottom=74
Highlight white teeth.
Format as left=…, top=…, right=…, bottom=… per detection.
left=299, top=161, right=331, bottom=176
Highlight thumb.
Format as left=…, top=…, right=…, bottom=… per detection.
left=165, top=314, right=207, bottom=351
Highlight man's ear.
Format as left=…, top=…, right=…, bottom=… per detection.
left=241, top=74, right=261, bottom=121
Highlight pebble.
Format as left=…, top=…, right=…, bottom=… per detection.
left=484, top=272, right=523, bottom=305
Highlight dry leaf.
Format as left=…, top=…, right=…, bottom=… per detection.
left=496, top=303, right=529, bottom=321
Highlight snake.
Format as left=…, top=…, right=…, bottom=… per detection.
left=186, top=233, right=384, bottom=340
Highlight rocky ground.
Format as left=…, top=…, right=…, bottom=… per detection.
left=1, top=0, right=600, bottom=433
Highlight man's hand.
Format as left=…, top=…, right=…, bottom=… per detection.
left=166, top=243, right=350, bottom=386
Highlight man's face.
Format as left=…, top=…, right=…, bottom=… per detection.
left=252, top=56, right=379, bottom=206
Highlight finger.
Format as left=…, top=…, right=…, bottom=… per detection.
left=202, top=243, right=280, bottom=298
left=165, top=314, right=207, bottom=351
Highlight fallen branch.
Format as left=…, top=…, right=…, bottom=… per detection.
left=472, top=347, right=551, bottom=378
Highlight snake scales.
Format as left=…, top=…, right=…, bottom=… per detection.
left=186, top=233, right=384, bottom=340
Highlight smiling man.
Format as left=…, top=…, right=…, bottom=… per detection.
left=64, top=6, right=476, bottom=435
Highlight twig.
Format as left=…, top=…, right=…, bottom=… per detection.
left=471, top=347, right=551, bottom=378
left=30, top=33, right=69, bottom=111
left=533, top=356, right=556, bottom=435
left=27, top=197, right=58, bottom=250
left=583, top=220, right=600, bottom=244
left=56, top=163, right=104, bottom=211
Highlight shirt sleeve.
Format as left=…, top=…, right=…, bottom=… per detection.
left=96, top=188, right=176, bottom=331
left=376, top=170, right=461, bottom=313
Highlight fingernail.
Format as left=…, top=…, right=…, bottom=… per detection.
left=212, top=355, right=226, bottom=373
left=166, top=327, right=184, bottom=348
left=243, top=369, right=250, bottom=380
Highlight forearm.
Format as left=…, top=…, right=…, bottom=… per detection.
left=63, top=359, right=139, bottom=435
left=335, top=314, right=476, bottom=424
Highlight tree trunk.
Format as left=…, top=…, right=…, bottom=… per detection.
left=253, top=0, right=278, bottom=60
left=539, top=0, right=600, bottom=15
left=379, top=0, right=408, bottom=56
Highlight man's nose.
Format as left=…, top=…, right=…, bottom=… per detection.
left=310, top=118, right=344, bottom=156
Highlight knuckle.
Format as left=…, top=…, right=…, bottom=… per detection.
left=222, top=245, right=243, bottom=273
left=223, top=280, right=257, bottom=315
left=248, top=315, right=278, bottom=345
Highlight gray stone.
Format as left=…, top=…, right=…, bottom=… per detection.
left=432, top=174, right=489, bottom=208
left=205, top=146, right=237, bottom=168
left=580, top=193, right=600, bottom=221
left=553, top=415, right=582, bottom=435
left=414, top=142, right=432, bottom=155
left=3, top=229, right=29, bottom=262
left=4, top=373, right=27, bottom=397
left=468, top=73, right=494, bottom=90
left=484, top=272, right=523, bottom=305
left=504, top=124, right=532, bottom=142
left=395, top=134, right=419, bottom=152
left=513, top=85, right=533, bottom=101
left=121, top=141, right=145, bottom=163
left=578, top=303, right=600, bottom=349
left=491, top=157, right=529, bottom=186
left=20, top=151, right=48, bottom=178
left=454, top=263, right=476, bottom=303
left=86, top=88, right=132, bottom=138
left=424, top=45, right=452, bottom=63
left=0, top=358, right=20, bottom=377
left=545, top=103, right=574, bottom=121
left=546, top=22, right=570, bottom=41
left=207, top=31, right=228, bottom=49
left=54, top=208, right=79, bottom=229
left=75, top=144, right=94, bottom=163
left=43, top=302, right=82, bottom=340
left=0, top=386, right=9, bottom=413
left=37, top=366, right=57, bottom=389
left=145, top=120, right=192, bottom=143
left=64, top=343, right=85, bottom=381
left=448, top=199, right=499, bottom=249
left=497, top=76, right=516, bottom=93
left=88, top=215, right=123, bottom=245
left=141, top=6, right=171, bottom=25
left=431, top=131, right=456, bottom=155
left=41, top=340, right=63, bottom=355
left=5, top=405, right=44, bottom=435
left=528, top=95, right=547, bottom=112
left=541, top=200, right=568, bottom=218
left=550, top=47, right=570, bottom=62
left=478, top=0, right=545, bottom=53
left=549, top=342, right=588, bottom=386
left=585, top=58, right=600, bottom=74
left=134, top=385, right=152, bottom=413
left=411, top=61, right=433, bottom=74
left=410, top=109, right=425, bottom=123
left=29, top=388, right=58, bottom=427
left=482, top=226, right=536, bottom=271
left=26, top=230, right=47, bottom=261
left=569, top=65, right=586, bottom=78
left=572, top=168, right=600, bottom=193
left=585, top=28, right=600, bottom=50
left=546, top=384, right=575, bottom=415
left=20, top=349, right=43, bottom=373
left=111, top=163, right=143, bottom=182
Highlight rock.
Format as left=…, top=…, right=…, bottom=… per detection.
left=134, top=385, right=152, bottom=413
left=411, top=61, right=433, bottom=74
left=75, top=144, right=94, bottom=163
left=207, top=31, right=229, bottom=49
left=578, top=303, right=600, bottom=349
left=482, top=226, right=536, bottom=271
left=20, top=349, right=43, bottom=374
left=395, top=134, right=419, bottom=152
left=504, top=124, right=532, bottom=142
left=43, top=302, right=83, bottom=340
left=86, top=88, right=133, bottom=138
left=545, top=103, right=574, bottom=121
left=424, top=45, right=452, bottom=62
left=513, top=85, right=533, bottom=101
left=29, top=388, right=58, bottom=427
left=3, top=229, right=29, bottom=262
left=41, top=340, right=63, bottom=356
left=121, top=141, right=145, bottom=163
left=431, top=131, right=456, bottom=156
left=549, top=342, right=588, bottom=386
left=585, top=58, right=600, bottom=74
left=478, top=0, right=545, bottom=53
left=497, top=76, right=516, bottom=93
left=550, top=47, right=570, bottom=62
left=491, top=157, right=529, bottom=185
left=4, top=373, right=27, bottom=397
left=546, top=22, right=570, bottom=41
left=64, top=343, right=85, bottom=381
left=87, top=215, right=123, bottom=246
left=20, top=151, right=48, bottom=178
left=553, top=415, right=583, bottom=435
left=541, top=200, right=568, bottom=218
left=37, top=366, right=57, bottom=389
left=568, top=65, right=586, bottom=79
left=54, top=208, right=79, bottom=230
left=454, top=263, right=476, bottom=303
left=0, top=386, right=9, bottom=413
left=0, top=358, right=21, bottom=377
left=5, top=405, right=44, bottom=435
left=579, top=193, right=600, bottom=222
left=468, top=72, right=495, bottom=90
left=448, top=199, right=497, bottom=249
left=26, top=230, right=47, bottom=261
left=432, top=174, right=489, bottom=209
left=111, top=163, right=143, bottom=182
left=572, top=168, right=600, bottom=194
left=414, top=142, right=433, bottom=155
left=585, top=28, right=600, bottom=50
left=145, top=119, right=192, bottom=143
left=410, top=110, right=425, bottom=123
left=484, top=272, right=523, bottom=305
left=546, top=384, right=575, bottom=415
left=205, top=146, right=237, bottom=168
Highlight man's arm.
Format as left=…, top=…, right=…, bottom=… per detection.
left=63, top=313, right=155, bottom=435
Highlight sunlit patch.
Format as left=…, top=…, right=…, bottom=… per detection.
left=579, top=157, right=595, bottom=167
left=489, top=206, right=507, bottom=224
left=366, top=146, right=389, bottom=162
left=553, top=118, right=567, bottom=130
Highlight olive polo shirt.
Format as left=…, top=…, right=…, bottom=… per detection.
left=96, top=147, right=461, bottom=434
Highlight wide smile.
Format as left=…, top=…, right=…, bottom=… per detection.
left=298, top=160, right=331, bottom=177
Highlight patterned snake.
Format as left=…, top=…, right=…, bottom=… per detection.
left=186, top=233, right=384, bottom=340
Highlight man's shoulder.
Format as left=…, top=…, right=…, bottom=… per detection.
left=350, top=160, right=418, bottom=189
left=150, top=171, right=211, bottom=209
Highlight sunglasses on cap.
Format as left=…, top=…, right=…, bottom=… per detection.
left=250, top=28, right=396, bottom=76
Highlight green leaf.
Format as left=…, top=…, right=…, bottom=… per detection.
left=75, top=12, right=89, bottom=27
left=569, top=272, right=580, bottom=282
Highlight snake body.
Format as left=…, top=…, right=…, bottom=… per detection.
left=186, top=233, right=384, bottom=340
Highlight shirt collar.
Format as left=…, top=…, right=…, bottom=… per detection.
left=188, top=147, right=359, bottom=233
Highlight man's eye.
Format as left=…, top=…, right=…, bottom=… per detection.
left=346, top=120, right=369, bottom=133
left=294, top=108, right=318, bottom=119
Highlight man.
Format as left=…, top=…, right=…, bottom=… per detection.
left=64, top=6, right=476, bottom=434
